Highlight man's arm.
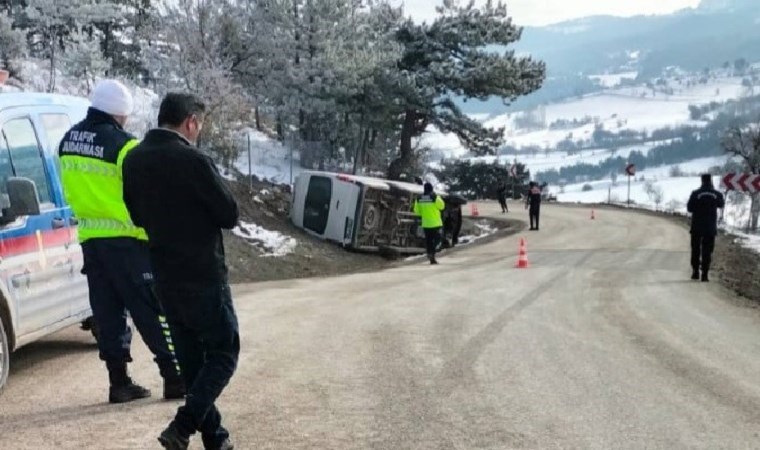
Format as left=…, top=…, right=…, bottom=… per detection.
left=122, top=168, right=143, bottom=228
left=194, top=155, right=239, bottom=229
left=687, top=191, right=696, bottom=213
left=717, top=191, right=725, bottom=209
left=435, top=196, right=445, bottom=211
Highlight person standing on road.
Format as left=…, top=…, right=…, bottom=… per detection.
left=497, top=183, right=509, bottom=213
left=526, top=181, right=542, bottom=231
left=58, top=79, right=184, bottom=404
left=687, top=174, right=725, bottom=282
left=414, top=182, right=446, bottom=264
left=123, top=93, right=240, bottom=450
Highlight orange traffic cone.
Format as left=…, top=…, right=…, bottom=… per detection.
left=591, top=209, right=596, bottom=220
left=515, top=238, right=529, bottom=269
left=471, top=202, right=480, bottom=217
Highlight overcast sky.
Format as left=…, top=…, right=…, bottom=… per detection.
left=400, top=0, right=701, bottom=26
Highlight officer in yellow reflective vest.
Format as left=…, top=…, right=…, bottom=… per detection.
left=59, top=80, right=184, bottom=404
left=414, top=182, right=446, bottom=265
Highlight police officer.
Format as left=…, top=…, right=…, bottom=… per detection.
left=123, top=93, right=239, bottom=450
left=59, top=80, right=184, bottom=403
left=687, top=174, right=725, bottom=282
left=526, top=181, right=542, bottom=231
left=414, top=182, right=445, bottom=264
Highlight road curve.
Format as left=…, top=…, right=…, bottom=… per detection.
left=1, top=203, right=760, bottom=449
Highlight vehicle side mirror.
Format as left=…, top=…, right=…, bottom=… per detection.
left=7, top=177, right=41, bottom=217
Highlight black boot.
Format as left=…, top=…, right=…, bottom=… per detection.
left=701, top=272, right=709, bottom=283
left=158, top=422, right=190, bottom=450
left=107, top=362, right=151, bottom=404
left=691, top=269, right=699, bottom=280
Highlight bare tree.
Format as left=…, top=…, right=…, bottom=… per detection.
left=721, top=122, right=760, bottom=231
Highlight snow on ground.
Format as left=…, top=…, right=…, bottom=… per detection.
left=553, top=156, right=760, bottom=234
left=734, top=232, right=760, bottom=254
left=422, top=76, right=749, bottom=159
left=234, top=130, right=303, bottom=185
left=460, top=139, right=675, bottom=174
left=590, top=72, right=638, bottom=88
left=233, top=221, right=297, bottom=257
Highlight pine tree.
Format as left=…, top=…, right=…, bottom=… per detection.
left=386, top=0, right=545, bottom=180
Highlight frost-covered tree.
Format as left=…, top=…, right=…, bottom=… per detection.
left=24, top=0, right=121, bottom=91
left=0, top=10, right=26, bottom=77
left=62, top=29, right=112, bottom=94
left=232, top=0, right=402, bottom=171
left=386, top=0, right=545, bottom=180
left=142, top=0, right=251, bottom=165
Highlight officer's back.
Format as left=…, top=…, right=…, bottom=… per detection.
left=687, top=175, right=725, bottom=236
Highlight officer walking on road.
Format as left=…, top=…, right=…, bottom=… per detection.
left=58, top=79, right=184, bottom=404
left=526, top=181, right=542, bottom=231
left=687, top=174, right=725, bottom=282
left=123, top=93, right=240, bottom=450
left=414, top=182, right=446, bottom=265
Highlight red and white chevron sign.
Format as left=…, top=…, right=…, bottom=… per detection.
left=722, top=173, right=760, bottom=193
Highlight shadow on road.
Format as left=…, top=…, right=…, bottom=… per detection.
left=9, top=338, right=97, bottom=377
left=0, top=399, right=152, bottom=431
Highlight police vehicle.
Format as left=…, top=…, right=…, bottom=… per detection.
left=0, top=92, right=93, bottom=392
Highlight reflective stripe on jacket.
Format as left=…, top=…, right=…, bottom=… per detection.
left=59, top=108, right=147, bottom=242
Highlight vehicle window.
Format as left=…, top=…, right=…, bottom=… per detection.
left=0, top=136, right=13, bottom=198
left=2, top=118, right=52, bottom=204
left=303, top=176, right=332, bottom=235
left=39, top=114, right=71, bottom=154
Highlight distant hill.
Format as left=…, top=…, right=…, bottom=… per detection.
left=460, top=0, right=760, bottom=116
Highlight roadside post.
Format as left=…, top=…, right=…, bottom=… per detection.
left=721, top=173, right=760, bottom=228
left=625, top=163, right=636, bottom=206
left=247, top=132, right=252, bottom=191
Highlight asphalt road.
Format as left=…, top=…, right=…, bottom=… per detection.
left=2, top=203, right=760, bottom=449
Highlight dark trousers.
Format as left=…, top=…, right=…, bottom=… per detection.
left=156, top=282, right=240, bottom=447
left=424, top=227, right=441, bottom=256
left=691, top=233, right=716, bottom=273
left=529, top=206, right=540, bottom=230
left=81, top=238, right=176, bottom=377
left=499, top=199, right=508, bottom=212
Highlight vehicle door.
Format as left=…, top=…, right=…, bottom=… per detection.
left=302, top=175, right=332, bottom=236
left=0, top=112, right=79, bottom=337
left=35, top=109, right=88, bottom=318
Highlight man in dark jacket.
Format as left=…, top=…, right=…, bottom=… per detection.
left=687, top=174, right=725, bottom=282
left=123, top=93, right=239, bottom=450
left=59, top=79, right=183, bottom=404
left=497, top=184, right=508, bottom=213
left=525, top=182, right=542, bottom=231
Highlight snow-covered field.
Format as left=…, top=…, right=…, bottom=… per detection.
left=462, top=139, right=675, bottom=174
left=422, top=75, right=749, bottom=158
left=590, top=72, right=638, bottom=88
